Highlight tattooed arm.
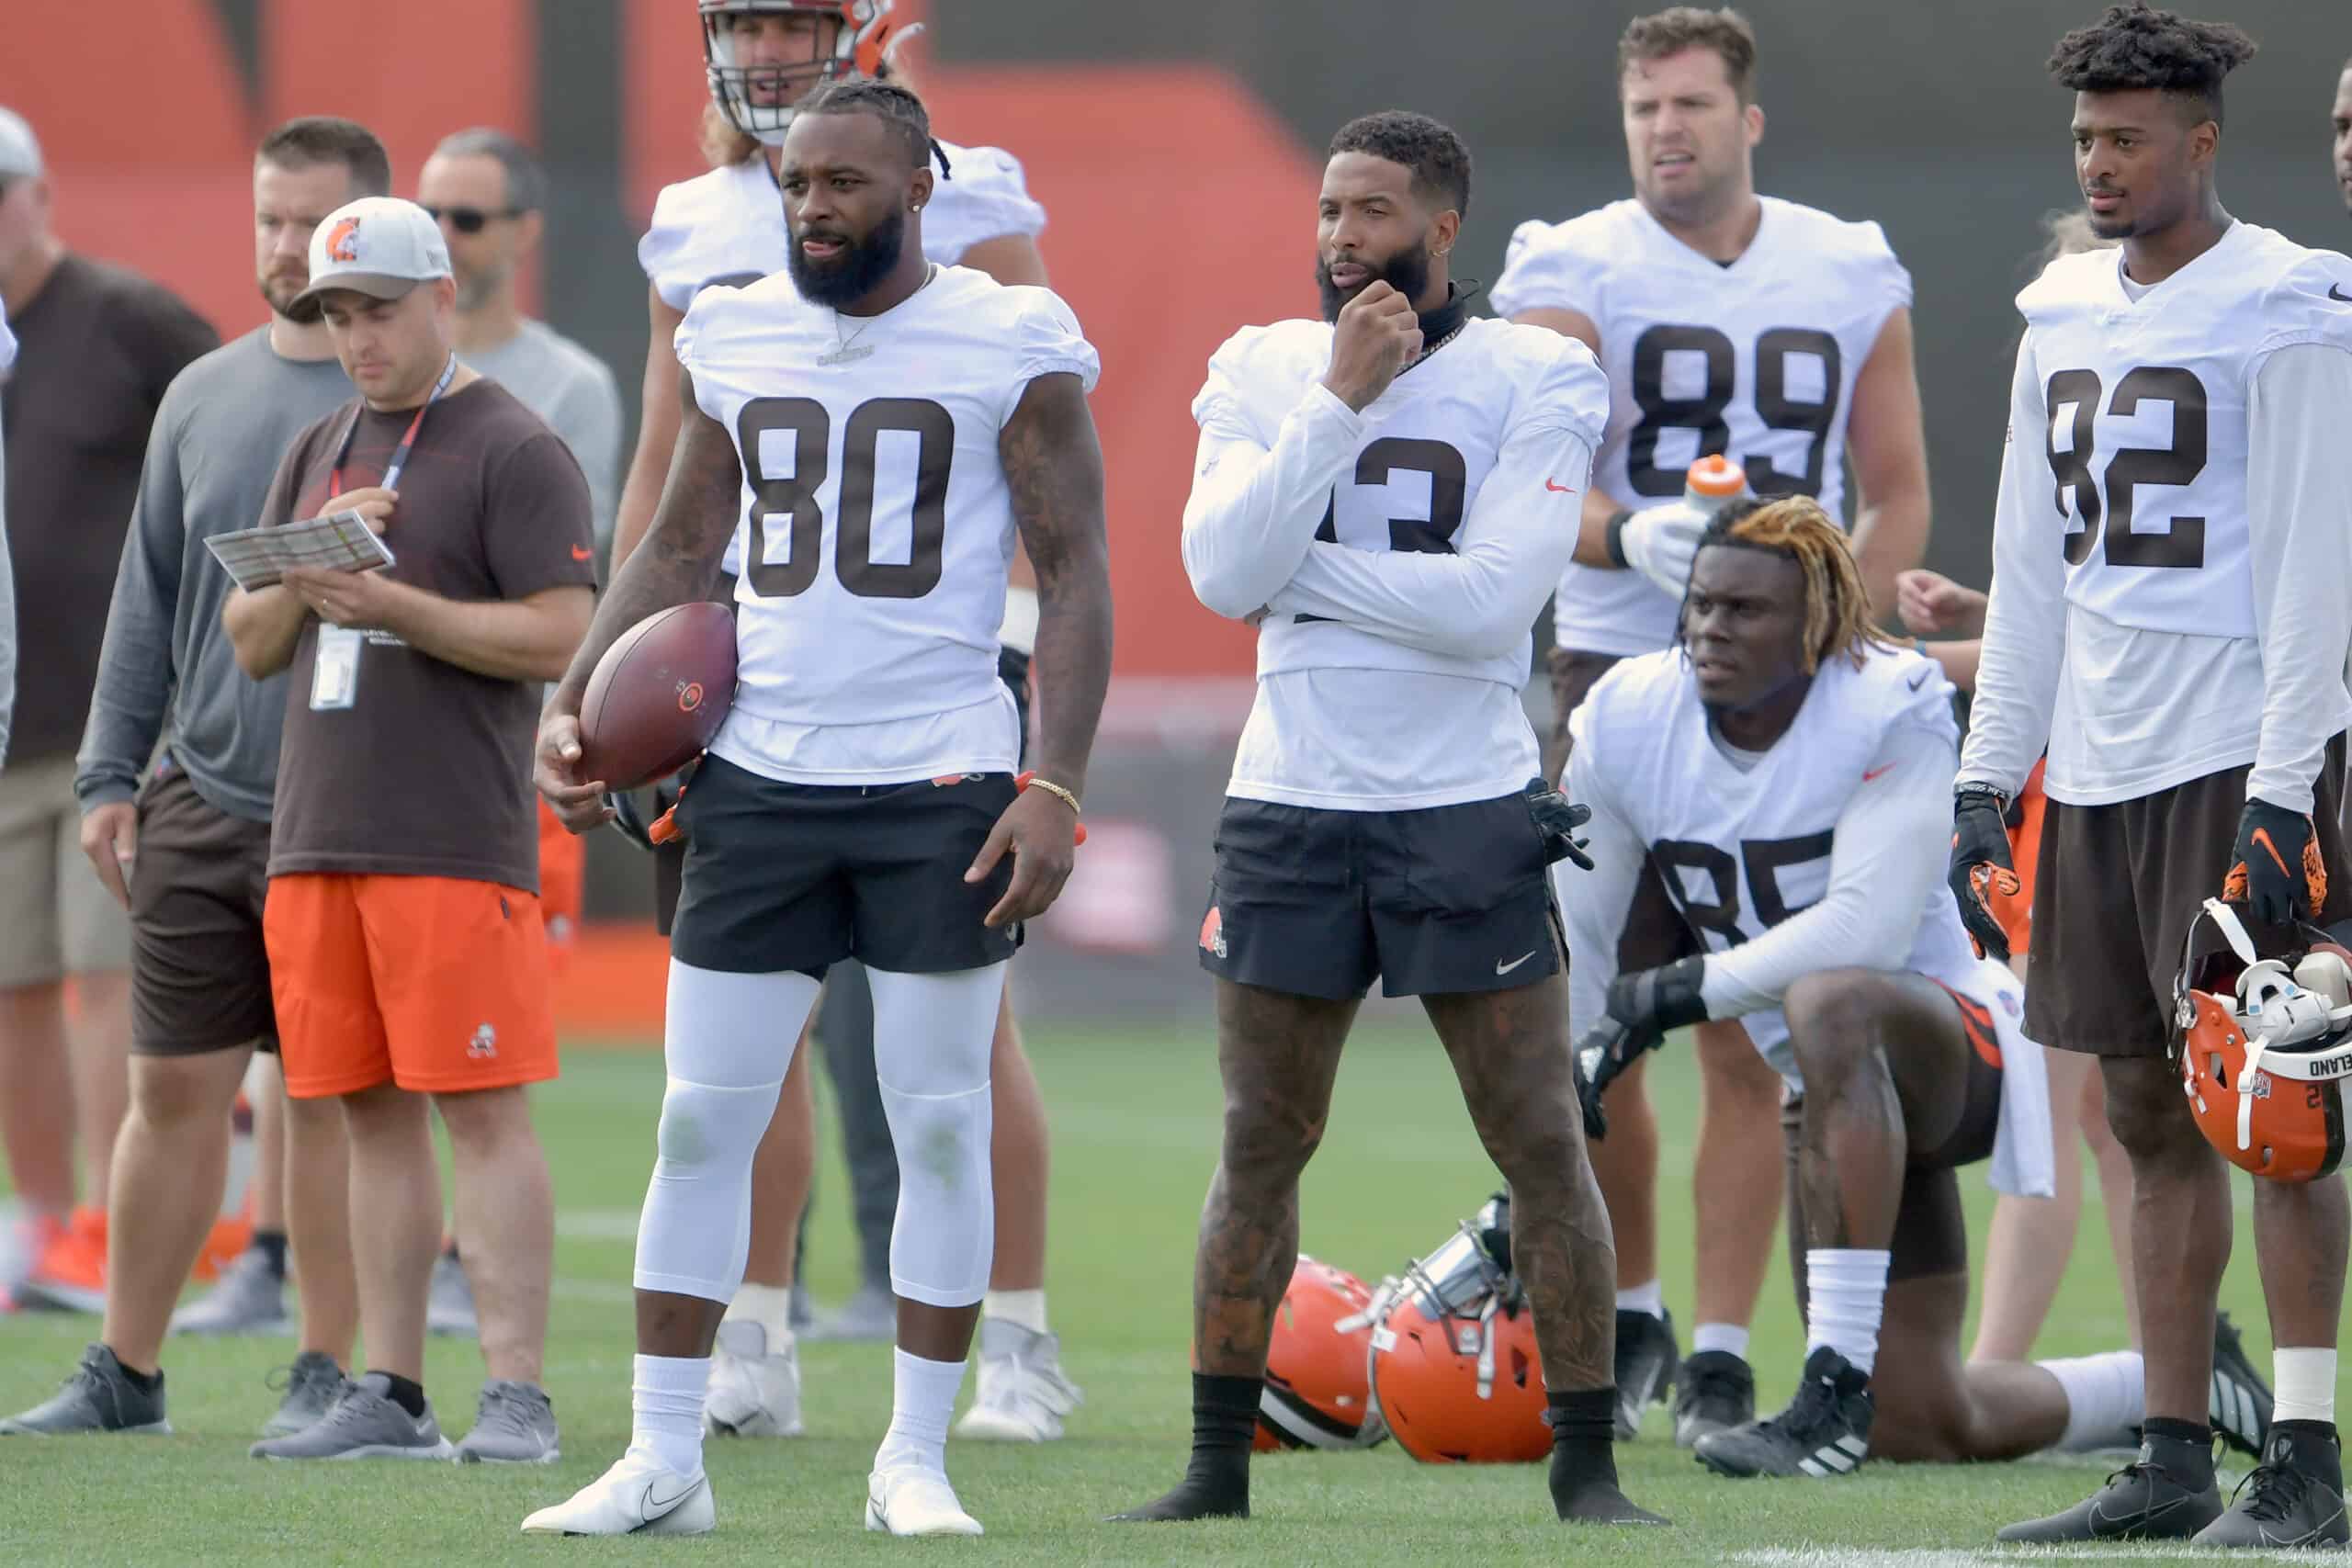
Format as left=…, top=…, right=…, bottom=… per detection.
left=963, top=370, right=1113, bottom=927
left=534, top=367, right=740, bottom=831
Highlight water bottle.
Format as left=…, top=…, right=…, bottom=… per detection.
left=1683, top=454, right=1753, bottom=518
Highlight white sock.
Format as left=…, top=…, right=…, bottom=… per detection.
left=724, top=1282, right=797, bottom=1352
left=983, top=1288, right=1048, bottom=1337
left=1614, top=1279, right=1667, bottom=1318
left=2039, top=1349, right=2145, bottom=1451
left=875, top=1347, right=967, bottom=1478
left=630, top=1353, right=709, bottom=1478
left=1693, top=1322, right=1750, bottom=1360
left=1804, top=1248, right=1890, bottom=1376
left=2276, top=1347, right=2338, bottom=1426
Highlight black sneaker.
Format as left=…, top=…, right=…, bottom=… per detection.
left=2192, top=1426, right=2350, bottom=1549
left=1995, top=1446, right=2222, bottom=1541
left=1692, top=1346, right=1871, bottom=1478
left=1611, top=1309, right=1678, bottom=1440
left=0, top=1344, right=171, bottom=1435
left=1672, top=1350, right=1756, bottom=1449
left=2210, top=1309, right=2273, bottom=1459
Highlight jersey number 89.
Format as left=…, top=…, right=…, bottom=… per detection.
left=737, top=395, right=955, bottom=599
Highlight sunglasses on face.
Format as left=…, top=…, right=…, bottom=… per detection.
left=424, top=205, right=526, bottom=234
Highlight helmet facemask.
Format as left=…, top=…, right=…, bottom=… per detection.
left=700, top=1, right=887, bottom=147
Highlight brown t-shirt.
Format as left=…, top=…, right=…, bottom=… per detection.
left=259, top=378, right=594, bottom=891
left=3, top=253, right=219, bottom=761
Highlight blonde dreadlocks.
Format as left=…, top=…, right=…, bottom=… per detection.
left=1698, top=496, right=1894, bottom=674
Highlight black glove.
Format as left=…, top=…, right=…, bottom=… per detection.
left=1947, top=784, right=2017, bottom=962
left=2226, top=797, right=2324, bottom=929
left=1525, top=777, right=1595, bottom=871
left=1573, top=956, right=1707, bottom=1140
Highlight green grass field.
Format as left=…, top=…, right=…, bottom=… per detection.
left=0, top=1017, right=2331, bottom=1565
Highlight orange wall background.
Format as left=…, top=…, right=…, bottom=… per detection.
left=1, top=0, right=1318, bottom=682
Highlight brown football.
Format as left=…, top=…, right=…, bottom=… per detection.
left=577, top=602, right=737, bottom=791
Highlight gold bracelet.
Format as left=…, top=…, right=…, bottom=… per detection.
left=1019, top=772, right=1081, bottom=815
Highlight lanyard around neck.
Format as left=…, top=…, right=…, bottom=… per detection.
left=330, top=354, right=458, bottom=499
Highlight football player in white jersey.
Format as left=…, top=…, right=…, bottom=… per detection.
left=1567, top=496, right=2180, bottom=1485
left=1490, top=5, right=1932, bottom=1450
left=1954, top=6, right=2352, bottom=1548
left=1112, top=113, right=1660, bottom=1531
left=525, top=81, right=1111, bottom=1539
left=616, top=0, right=1081, bottom=1445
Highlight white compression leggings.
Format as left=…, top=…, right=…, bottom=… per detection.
left=632, top=958, right=1007, bottom=1310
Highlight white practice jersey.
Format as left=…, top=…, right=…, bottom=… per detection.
left=675, top=265, right=1098, bottom=784
left=1491, top=197, right=1912, bottom=656
left=1962, top=223, right=2352, bottom=810
left=1182, top=316, right=1608, bottom=810
left=1564, top=644, right=1980, bottom=1078
left=639, top=141, right=1048, bottom=579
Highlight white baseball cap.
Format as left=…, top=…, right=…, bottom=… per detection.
left=290, top=196, right=452, bottom=310
left=0, top=107, right=43, bottom=181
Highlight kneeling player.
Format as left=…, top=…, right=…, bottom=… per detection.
left=1567, top=498, right=2199, bottom=1477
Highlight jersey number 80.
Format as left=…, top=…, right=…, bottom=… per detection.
left=737, top=395, right=955, bottom=599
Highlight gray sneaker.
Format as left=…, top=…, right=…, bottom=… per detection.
left=250, top=1372, right=453, bottom=1460
left=456, top=1380, right=560, bottom=1464
left=425, top=1253, right=478, bottom=1338
left=956, top=1318, right=1082, bottom=1442
left=0, top=1344, right=171, bottom=1435
left=260, top=1351, right=352, bottom=1438
left=806, top=1281, right=896, bottom=1342
left=171, top=1247, right=288, bottom=1337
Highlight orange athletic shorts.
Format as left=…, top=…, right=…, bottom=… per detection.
left=1990, top=757, right=2047, bottom=963
left=263, top=873, right=559, bottom=1100
left=537, top=798, right=584, bottom=964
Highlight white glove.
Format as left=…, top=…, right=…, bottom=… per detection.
left=1610, top=502, right=1710, bottom=599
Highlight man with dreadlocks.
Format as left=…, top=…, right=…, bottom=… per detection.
left=1568, top=498, right=2162, bottom=1481
left=1955, top=5, right=2352, bottom=1548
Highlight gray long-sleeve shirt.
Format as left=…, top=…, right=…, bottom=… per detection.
left=74, top=327, right=351, bottom=821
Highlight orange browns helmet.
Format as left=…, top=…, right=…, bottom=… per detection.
left=1366, top=1195, right=1552, bottom=1464
left=1253, top=1257, right=1389, bottom=1452
left=2175, top=897, right=2352, bottom=1183
left=699, top=1, right=915, bottom=146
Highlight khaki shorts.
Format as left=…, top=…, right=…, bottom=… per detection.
left=0, top=753, right=134, bottom=987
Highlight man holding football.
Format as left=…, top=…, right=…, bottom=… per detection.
left=527, top=79, right=1110, bottom=1539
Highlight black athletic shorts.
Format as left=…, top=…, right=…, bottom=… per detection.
left=668, top=753, right=1021, bottom=976
left=653, top=641, right=1032, bottom=937
left=1198, top=790, right=1562, bottom=1001
left=2026, top=732, right=2352, bottom=1056
left=130, top=765, right=277, bottom=1056
left=1779, top=986, right=2004, bottom=1286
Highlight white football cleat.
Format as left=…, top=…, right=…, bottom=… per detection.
left=519, top=1449, right=715, bottom=1537
left=865, top=1467, right=983, bottom=1537
left=956, top=1318, right=1082, bottom=1442
left=704, top=1319, right=804, bottom=1438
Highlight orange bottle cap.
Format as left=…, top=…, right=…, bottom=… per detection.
left=1686, top=455, right=1747, bottom=498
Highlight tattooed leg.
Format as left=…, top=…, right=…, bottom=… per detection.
left=1110, top=980, right=1354, bottom=1523
left=1425, top=974, right=1665, bottom=1527
left=1194, top=981, right=1357, bottom=1376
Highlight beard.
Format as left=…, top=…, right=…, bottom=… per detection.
left=1316, top=236, right=1432, bottom=323
left=788, top=206, right=908, bottom=308
left=453, top=264, right=505, bottom=313
left=261, top=272, right=322, bottom=325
